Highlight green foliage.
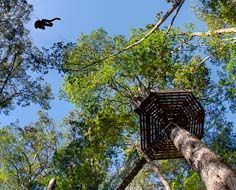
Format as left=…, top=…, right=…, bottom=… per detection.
left=63, top=28, right=209, bottom=109
left=196, top=0, right=236, bottom=28
left=0, top=111, right=60, bottom=189
left=171, top=171, right=205, bottom=190
left=54, top=141, right=107, bottom=189
left=61, top=27, right=213, bottom=189
left=194, top=1, right=236, bottom=111
left=127, top=165, right=155, bottom=190
left=184, top=172, right=205, bottom=190
left=173, top=55, right=209, bottom=94
left=201, top=32, right=236, bottom=112
left=209, top=122, right=236, bottom=166
left=0, top=0, right=234, bottom=189
left=53, top=112, right=111, bottom=190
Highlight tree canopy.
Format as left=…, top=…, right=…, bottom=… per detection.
left=0, top=111, right=60, bottom=189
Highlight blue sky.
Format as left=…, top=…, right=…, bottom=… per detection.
left=27, top=0, right=204, bottom=46
left=1, top=0, right=224, bottom=126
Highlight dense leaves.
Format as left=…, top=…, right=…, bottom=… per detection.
left=195, top=0, right=236, bottom=112
left=0, top=111, right=60, bottom=189
left=53, top=112, right=111, bottom=190
left=63, top=28, right=209, bottom=108
left=197, top=0, right=236, bottom=28
left=61, top=26, right=212, bottom=189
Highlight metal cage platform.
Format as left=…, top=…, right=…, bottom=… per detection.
left=135, top=91, right=204, bottom=160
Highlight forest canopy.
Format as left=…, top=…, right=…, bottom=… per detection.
left=0, top=0, right=235, bottom=189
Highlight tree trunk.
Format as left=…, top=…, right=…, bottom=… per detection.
left=150, top=162, right=171, bottom=190
left=170, top=127, right=236, bottom=190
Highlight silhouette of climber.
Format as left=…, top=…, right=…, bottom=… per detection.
left=34, top=18, right=61, bottom=30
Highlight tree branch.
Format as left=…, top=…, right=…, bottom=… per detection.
left=199, top=55, right=212, bottom=65
left=166, top=0, right=185, bottom=35
left=180, top=27, right=236, bottom=37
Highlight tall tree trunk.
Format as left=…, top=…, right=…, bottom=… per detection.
left=171, top=127, right=236, bottom=190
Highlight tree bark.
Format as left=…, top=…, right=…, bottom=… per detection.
left=171, top=127, right=236, bottom=190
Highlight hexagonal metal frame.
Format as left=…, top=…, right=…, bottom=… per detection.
left=135, top=90, right=204, bottom=160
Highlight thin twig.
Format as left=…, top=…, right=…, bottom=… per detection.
left=166, top=0, right=185, bottom=35
left=199, top=55, right=212, bottom=65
